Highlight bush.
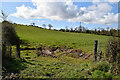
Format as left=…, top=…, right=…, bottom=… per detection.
left=106, top=37, right=118, bottom=63
left=92, top=70, right=113, bottom=79
left=92, top=61, right=110, bottom=72
left=2, top=21, right=19, bottom=45
left=106, top=37, right=120, bottom=74
left=2, top=21, right=19, bottom=58
left=92, top=70, right=105, bottom=78
left=96, top=62, right=110, bottom=72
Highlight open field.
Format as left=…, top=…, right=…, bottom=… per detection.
left=15, top=25, right=110, bottom=54
left=3, top=24, right=119, bottom=79
left=1, top=1, right=120, bottom=79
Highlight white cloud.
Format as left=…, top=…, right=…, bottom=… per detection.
left=103, top=0, right=119, bottom=2
left=11, top=0, right=79, bottom=20
left=37, top=20, right=40, bottom=22
left=68, top=3, right=118, bottom=25
left=92, top=0, right=119, bottom=3
left=37, top=20, right=45, bottom=23
left=10, top=0, right=118, bottom=25
left=30, top=20, right=33, bottom=22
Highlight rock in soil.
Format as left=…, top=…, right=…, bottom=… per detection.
left=42, top=50, right=52, bottom=55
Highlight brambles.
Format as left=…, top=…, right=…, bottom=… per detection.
left=106, top=38, right=118, bottom=63
left=106, top=37, right=120, bottom=75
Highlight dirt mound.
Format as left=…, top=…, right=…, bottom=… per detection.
left=34, top=46, right=92, bottom=59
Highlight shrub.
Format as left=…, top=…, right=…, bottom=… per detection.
left=92, top=70, right=105, bottom=78
left=106, top=37, right=118, bottom=63
left=106, top=37, right=120, bottom=74
left=96, top=61, right=110, bottom=72
left=92, top=61, right=110, bottom=72
left=92, top=70, right=113, bottom=79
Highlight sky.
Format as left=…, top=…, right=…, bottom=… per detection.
left=0, top=0, right=119, bottom=30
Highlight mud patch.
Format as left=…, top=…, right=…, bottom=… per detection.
left=24, top=45, right=92, bottom=60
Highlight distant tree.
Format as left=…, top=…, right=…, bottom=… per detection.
left=48, top=24, right=53, bottom=30
left=98, top=27, right=103, bottom=31
left=79, top=22, right=82, bottom=32
left=74, top=27, right=78, bottom=32
left=97, top=30, right=101, bottom=35
left=31, top=22, right=35, bottom=26
left=70, top=27, right=74, bottom=32
left=101, top=29, right=107, bottom=35
left=42, top=24, right=46, bottom=29
left=65, top=26, right=68, bottom=30
left=54, top=29, right=58, bottom=31
left=107, top=27, right=109, bottom=31
left=94, top=29, right=97, bottom=34
left=82, top=27, right=86, bottom=32
left=110, top=29, right=118, bottom=37
left=86, top=29, right=91, bottom=33
left=59, top=29, right=65, bottom=32
left=65, top=26, right=69, bottom=32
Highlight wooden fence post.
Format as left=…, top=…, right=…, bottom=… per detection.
left=10, top=46, right=12, bottom=57
left=94, top=40, right=98, bottom=62
left=16, top=39, right=20, bottom=58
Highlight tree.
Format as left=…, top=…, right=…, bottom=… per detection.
left=79, top=22, right=82, bottom=32
left=31, top=22, right=35, bottom=26
left=65, top=26, right=69, bottom=32
left=86, top=29, right=91, bottom=33
left=59, top=29, right=65, bottom=32
left=107, top=27, right=109, bottom=31
left=82, top=27, right=86, bottom=32
left=101, top=29, right=107, bottom=35
left=70, top=27, right=74, bottom=32
left=94, top=29, right=97, bottom=34
left=65, top=26, right=68, bottom=31
left=97, top=30, right=101, bottom=35
left=42, top=24, right=46, bottom=29
left=48, top=24, right=53, bottom=30
left=2, top=21, right=20, bottom=58
left=2, top=21, right=19, bottom=45
left=74, top=27, right=78, bottom=32
left=110, top=29, right=118, bottom=37
left=1, top=11, right=20, bottom=58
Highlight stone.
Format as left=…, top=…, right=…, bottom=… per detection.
left=42, top=50, right=52, bottom=55
left=79, top=53, right=84, bottom=57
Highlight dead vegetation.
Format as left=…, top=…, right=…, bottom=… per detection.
left=31, top=46, right=93, bottom=60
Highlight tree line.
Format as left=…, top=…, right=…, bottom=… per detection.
left=30, top=22, right=118, bottom=37
left=59, top=25, right=118, bottom=37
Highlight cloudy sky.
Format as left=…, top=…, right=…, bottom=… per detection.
left=1, top=0, right=119, bottom=30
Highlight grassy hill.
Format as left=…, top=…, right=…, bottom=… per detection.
left=3, top=24, right=118, bottom=78
left=15, top=24, right=110, bottom=54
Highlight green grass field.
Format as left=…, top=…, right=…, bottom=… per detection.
left=15, top=25, right=110, bottom=54
left=9, top=24, right=118, bottom=78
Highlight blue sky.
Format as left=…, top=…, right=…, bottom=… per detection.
left=1, top=1, right=118, bottom=30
